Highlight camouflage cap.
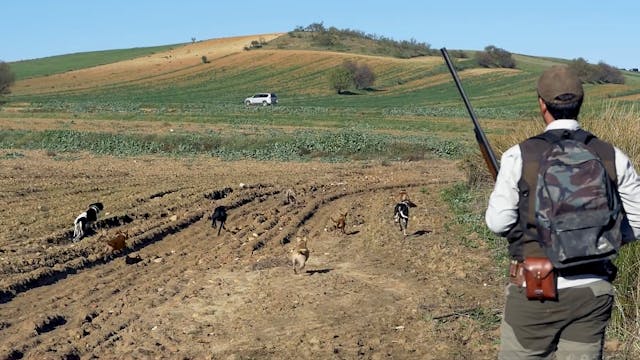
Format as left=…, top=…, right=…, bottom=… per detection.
left=537, top=66, right=583, bottom=104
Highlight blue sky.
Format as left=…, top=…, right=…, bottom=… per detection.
left=2, top=1, right=638, bottom=69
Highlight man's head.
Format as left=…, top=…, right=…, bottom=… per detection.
left=537, top=66, right=583, bottom=120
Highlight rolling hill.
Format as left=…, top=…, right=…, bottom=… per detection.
left=6, top=32, right=640, bottom=118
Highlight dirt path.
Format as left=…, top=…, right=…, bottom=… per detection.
left=0, top=151, right=503, bottom=359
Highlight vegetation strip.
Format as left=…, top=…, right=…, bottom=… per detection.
left=0, top=128, right=466, bottom=161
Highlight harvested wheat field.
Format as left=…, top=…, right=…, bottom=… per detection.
left=11, top=34, right=284, bottom=95
left=0, top=149, right=504, bottom=359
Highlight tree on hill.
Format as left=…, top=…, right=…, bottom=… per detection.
left=329, top=65, right=354, bottom=94
left=475, top=45, right=516, bottom=68
left=0, top=61, right=15, bottom=95
left=329, top=60, right=376, bottom=94
left=303, top=22, right=326, bottom=32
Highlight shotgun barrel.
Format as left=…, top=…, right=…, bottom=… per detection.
left=440, top=48, right=500, bottom=180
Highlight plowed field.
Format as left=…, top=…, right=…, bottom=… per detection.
left=0, top=149, right=503, bottom=359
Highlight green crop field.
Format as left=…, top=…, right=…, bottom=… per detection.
left=2, top=33, right=640, bottom=160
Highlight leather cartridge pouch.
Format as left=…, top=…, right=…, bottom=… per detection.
left=522, top=257, right=557, bottom=301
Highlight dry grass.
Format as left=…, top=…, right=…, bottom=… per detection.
left=585, top=102, right=640, bottom=357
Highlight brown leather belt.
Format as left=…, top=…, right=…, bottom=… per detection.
left=509, top=260, right=526, bottom=287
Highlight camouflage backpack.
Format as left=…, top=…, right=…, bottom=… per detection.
left=534, top=129, right=623, bottom=269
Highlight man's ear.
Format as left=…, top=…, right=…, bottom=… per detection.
left=538, top=97, right=547, bottom=113
left=538, top=97, right=554, bottom=124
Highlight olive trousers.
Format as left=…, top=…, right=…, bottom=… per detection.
left=499, top=280, right=613, bottom=360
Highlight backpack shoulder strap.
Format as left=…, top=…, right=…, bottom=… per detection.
left=516, top=134, right=550, bottom=258
left=581, top=131, right=618, bottom=184
left=520, top=135, right=546, bottom=189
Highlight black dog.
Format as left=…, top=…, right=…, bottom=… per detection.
left=73, top=202, right=104, bottom=242
left=394, top=200, right=416, bottom=236
left=211, top=206, right=228, bottom=236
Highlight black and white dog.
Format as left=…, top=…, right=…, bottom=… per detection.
left=73, top=202, right=104, bottom=242
left=211, top=205, right=228, bottom=236
left=394, top=200, right=416, bottom=236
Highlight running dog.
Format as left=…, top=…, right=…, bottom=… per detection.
left=394, top=197, right=416, bottom=236
left=284, top=188, right=297, bottom=205
left=210, top=205, right=228, bottom=236
left=107, top=230, right=129, bottom=252
left=330, top=211, right=348, bottom=234
left=290, top=237, right=310, bottom=274
left=73, top=202, right=104, bottom=242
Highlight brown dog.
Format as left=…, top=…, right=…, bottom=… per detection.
left=107, top=231, right=129, bottom=252
left=330, top=211, right=348, bottom=234
left=290, top=238, right=310, bottom=274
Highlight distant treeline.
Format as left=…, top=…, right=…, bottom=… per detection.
left=290, top=22, right=437, bottom=59
left=474, top=46, right=624, bottom=84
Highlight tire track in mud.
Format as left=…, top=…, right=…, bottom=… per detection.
left=245, top=179, right=455, bottom=254
left=0, top=177, right=433, bottom=305
left=1, top=178, right=438, bottom=311
left=0, top=158, right=502, bottom=358
left=61, top=184, right=380, bottom=356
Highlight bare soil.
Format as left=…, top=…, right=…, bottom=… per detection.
left=0, top=149, right=504, bottom=359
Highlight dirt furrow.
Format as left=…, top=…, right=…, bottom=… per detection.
left=1, top=152, right=505, bottom=359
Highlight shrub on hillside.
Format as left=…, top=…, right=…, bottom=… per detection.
left=475, top=45, right=516, bottom=68
left=354, top=63, right=375, bottom=89
left=388, top=38, right=434, bottom=58
left=449, top=50, right=468, bottom=59
left=313, top=30, right=338, bottom=47
left=244, top=38, right=270, bottom=51
left=568, top=58, right=625, bottom=84
left=596, top=62, right=625, bottom=84
left=0, top=61, right=15, bottom=95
